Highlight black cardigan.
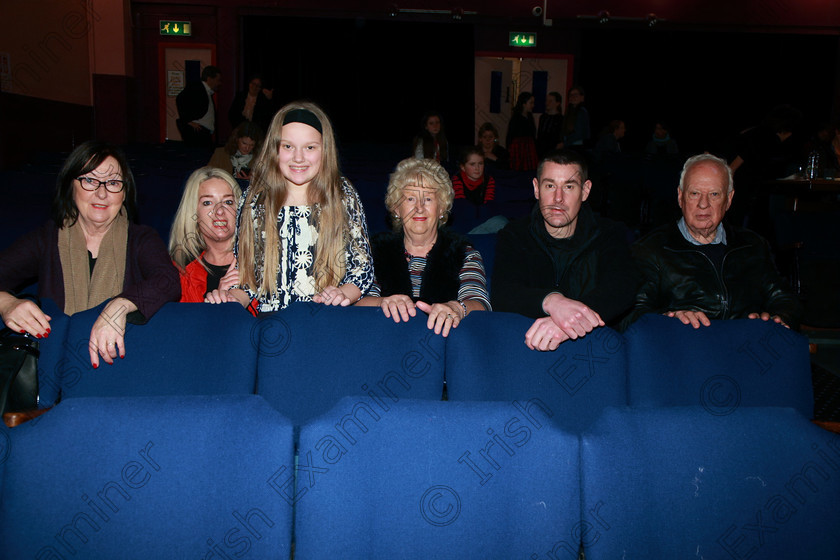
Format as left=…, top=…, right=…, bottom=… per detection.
left=371, top=229, right=469, bottom=304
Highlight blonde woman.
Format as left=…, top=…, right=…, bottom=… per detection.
left=206, top=101, right=374, bottom=313
left=169, top=167, right=242, bottom=302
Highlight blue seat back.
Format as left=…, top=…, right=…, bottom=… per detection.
left=625, top=314, right=814, bottom=417
left=0, top=395, right=294, bottom=559
left=59, top=302, right=258, bottom=399
left=255, top=304, right=446, bottom=427
left=31, top=298, right=69, bottom=408
left=446, top=311, right=628, bottom=432
left=294, top=397, right=581, bottom=558
left=580, top=406, right=840, bottom=558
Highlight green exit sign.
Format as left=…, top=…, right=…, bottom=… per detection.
left=160, top=20, right=191, bottom=36
left=509, top=32, right=537, bottom=47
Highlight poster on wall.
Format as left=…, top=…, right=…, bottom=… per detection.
left=167, top=70, right=185, bottom=97
left=0, top=52, right=11, bottom=93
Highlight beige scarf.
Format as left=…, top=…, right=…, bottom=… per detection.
left=58, top=209, right=128, bottom=315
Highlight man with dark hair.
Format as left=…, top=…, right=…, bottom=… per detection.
left=492, top=150, right=638, bottom=351
left=176, top=65, right=222, bottom=148
left=625, top=153, right=802, bottom=329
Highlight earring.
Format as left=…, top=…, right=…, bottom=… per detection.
left=439, top=215, right=444, bottom=219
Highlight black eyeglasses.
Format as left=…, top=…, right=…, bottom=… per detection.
left=77, top=177, right=125, bottom=193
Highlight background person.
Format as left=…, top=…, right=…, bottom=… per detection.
left=357, top=158, right=490, bottom=337
left=476, top=122, right=509, bottom=170
left=206, top=101, right=374, bottom=312
left=537, top=91, right=564, bottom=158
left=452, top=147, right=495, bottom=207
left=562, top=85, right=591, bottom=148
left=413, top=110, right=449, bottom=164
left=169, top=167, right=242, bottom=302
left=0, top=141, right=180, bottom=367
left=644, top=120, right=680, bottom=158
left=506, top=92, right=538, bottom=171
left=208, top=121, right=264, bottom=180
left=228, top=73, right=276, bottom=133
left=176, top=65, right=222, bottom=148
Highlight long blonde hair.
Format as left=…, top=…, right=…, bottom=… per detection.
left=237, top=101, right=348, bottom=296
left=169, top=166, right=241, bottom=270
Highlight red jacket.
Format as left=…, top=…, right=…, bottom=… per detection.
left=178, top=255, right=211, bottom=303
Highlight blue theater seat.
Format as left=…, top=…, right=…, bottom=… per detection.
left=445, top=311, right=628, bottom=432
left=254, top=304, right=446, bottom=427
left=294, top=397, right=582, bottom=559
left=0, top=395, right=295, bottom=559
left=580, top=406, right=840, bottom=558
left=59, top=302, right=258, bottom=399
left=625, top=314, right=814, bottom=417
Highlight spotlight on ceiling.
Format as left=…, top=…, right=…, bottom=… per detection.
left=389, top=4, right=399, bottom=17
left=452, top=7, right=464, bottom=21
left=598, top=10, right=610, bottom=24
left=646, top=13, right=658, bottom=27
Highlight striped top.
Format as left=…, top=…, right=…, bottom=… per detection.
left=369, top=246, right=491, bottom=311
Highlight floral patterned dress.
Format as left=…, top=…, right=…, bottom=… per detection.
left=236, top=178, right=374, bottom=313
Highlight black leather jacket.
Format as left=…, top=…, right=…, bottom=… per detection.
left=626, top=221, right=802, bottom=328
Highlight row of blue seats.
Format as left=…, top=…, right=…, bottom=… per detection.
left=27, top=298, right=814, bottom=433
left=2, top=395, right=837, bottom=558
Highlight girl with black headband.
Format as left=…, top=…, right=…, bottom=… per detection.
left=205, top=101, right=374, bottom=313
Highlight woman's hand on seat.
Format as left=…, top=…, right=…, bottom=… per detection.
left=0, top=294, right=51, bottom=338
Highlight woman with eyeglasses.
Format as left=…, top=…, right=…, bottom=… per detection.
left=0, top=141, right=180, bottom=368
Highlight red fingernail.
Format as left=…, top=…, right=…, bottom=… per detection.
left=20, top=329, right=26, bottom=334
left=120, top=354, right=125, bottom=359
left=36, top=334, right=42, bottom=339
left=92, top=363, right=98, bottom=369
left=46, top=328, right=51, bottom=334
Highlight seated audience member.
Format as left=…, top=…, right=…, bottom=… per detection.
left=206, top=101, right=374, bottom=313
left=476, top=122, right=510, bottom=170
left=452, top=147, right=495, bottom=206
left=492, top=150, right=638, bottom=351
left=592, top=120, right=625, bottom=162
left=0, top=141, right=180, bottom=367
left=626, top=153, right=802, bottom=329
left=414, top=110, right=449, bottom=164
left=644, top=120, right=680, bottom=158
left=357, top=158, right=491, bottom=337
left=169, top=167, right=242, bottom=302
left=208, top=122, right=264, bottom=180
left=228, top=73, right=275, bottom=132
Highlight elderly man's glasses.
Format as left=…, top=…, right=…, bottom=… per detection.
left=77, top=177, right=125, bottom=193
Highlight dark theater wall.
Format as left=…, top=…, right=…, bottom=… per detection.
left=576, top=27, right=839, bottom=156
left=240, top=16, right=476, bottom=150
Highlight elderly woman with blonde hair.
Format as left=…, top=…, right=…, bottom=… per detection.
left=169, top=167, right=242, bottom=302
left=357, top=158, right=491, bottom=336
